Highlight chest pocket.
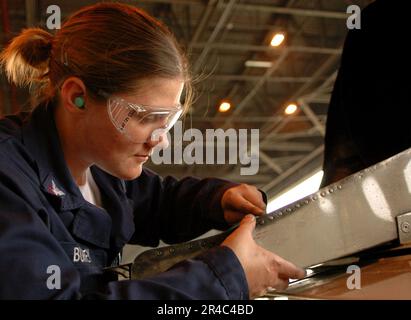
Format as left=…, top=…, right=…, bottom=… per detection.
left=71, top=205, right=112, bottom=249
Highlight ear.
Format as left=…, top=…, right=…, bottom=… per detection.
left=60, top=77, right=87, bottom=113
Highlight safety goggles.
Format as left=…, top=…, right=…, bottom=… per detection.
left=99, top=90, right=183, bottom=144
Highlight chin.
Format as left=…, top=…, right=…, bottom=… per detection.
left=120, top=165, right=143, bottom=180
left=102, top=163, right=143, bottom=181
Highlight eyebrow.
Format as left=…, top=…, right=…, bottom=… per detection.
left=129, top=101, right=183, bottom=111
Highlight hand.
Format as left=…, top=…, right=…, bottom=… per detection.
left=221, top=184, right=266, bottom=225
left=221, top=215, right=306, bottom=299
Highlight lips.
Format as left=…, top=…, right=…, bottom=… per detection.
left=134, top=149, right=153, bottom=158
left=134, top=154, right=150, bottom=162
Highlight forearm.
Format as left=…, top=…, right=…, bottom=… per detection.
left=127, top=168, right=239, bottom=245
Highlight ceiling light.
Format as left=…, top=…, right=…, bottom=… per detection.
left=219, top=102, right=231, bottom=113
left=245, top=60, right=273, bottom=68
left=285, top=103, right=297, bottom=115
left=271, top=32, right=285, bottom=47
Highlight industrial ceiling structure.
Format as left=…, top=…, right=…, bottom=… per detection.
left=0, top=0, right=374, bottom=199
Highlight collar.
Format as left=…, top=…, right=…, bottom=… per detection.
left=21, top=104, right=88, bottom=211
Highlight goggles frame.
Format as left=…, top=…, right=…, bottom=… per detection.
left=98, top=90, right=183, bottom=143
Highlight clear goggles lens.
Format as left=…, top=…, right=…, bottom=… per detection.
left=106, top=96, right=183, bottom=143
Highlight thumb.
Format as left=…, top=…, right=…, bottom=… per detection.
left=239, top=214, right=256, bottom=234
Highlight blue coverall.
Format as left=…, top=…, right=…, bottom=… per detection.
left=0, top=104, right=249, bottom=299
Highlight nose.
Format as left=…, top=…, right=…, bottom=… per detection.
left=146, top=131, right=169, bottom=149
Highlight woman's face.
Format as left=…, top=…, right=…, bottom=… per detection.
left=83, top=77, right=184, bottom=180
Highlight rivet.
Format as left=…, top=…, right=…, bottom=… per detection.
left=320, top=192, right=326, bottom=197
left=401, top=222, right=410, bottom=233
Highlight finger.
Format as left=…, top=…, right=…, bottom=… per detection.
left=271, top=277, right=290, bottom=291
left=276, top=258, right=306, bottom=280
left=233, top=195, right=265, bottom=215
left=224, top=209, right=246, bottom=224
left=238, top=214, right=256, bottom=235
left=223, top=187, right=265, bottom=215
left=242, top=188, right=267, bottom=212
left=253, top=288, right=268, bottom=299
left=242, top=201, right=264, bottom=215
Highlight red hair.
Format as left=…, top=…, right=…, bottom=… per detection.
left=1, top=2, right=193, bottom=110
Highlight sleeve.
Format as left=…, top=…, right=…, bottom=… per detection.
left=97, top=247, right=249, bottom=300
left=0, top=166, right=249, bottom=300
left=0, top=171, right=81, bottom=299
left=126, top=168, right=240, bottom=246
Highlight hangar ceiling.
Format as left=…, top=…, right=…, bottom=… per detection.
left=0, top=0, right=374, bottom=199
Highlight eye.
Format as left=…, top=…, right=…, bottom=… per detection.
left=140, top=113, right=169, bottom=124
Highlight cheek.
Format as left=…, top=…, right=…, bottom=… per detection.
left=97, top=129, right=131, bottom=159
left=84, top=113, right=146, bottom=179
left=92, top=128, right=145, bottom=177
left=85, top=114, right=129, bottom=159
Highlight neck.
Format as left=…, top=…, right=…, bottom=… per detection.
left=54, top=106, right=89, bottom=186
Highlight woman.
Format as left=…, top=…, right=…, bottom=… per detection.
left=0, top=2, right=304, bottom=299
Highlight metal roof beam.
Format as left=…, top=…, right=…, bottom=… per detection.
left=191, top=43, right=342, bottom=55
left=220, top=49, right=290, bottom=128
left=141, top=1, right=348, bottom=19
left=25, top=0, right=38, bottom=27
left=261, top=145, right=324, bottom=192
left=208, top=75, right=314, bottom=83
left=188, top=0, right=217, bottom=49
left=185, top=115, right=326, bottom=123
left=260, top=53, right=341, bottom=146
left=261, top=142, right=316, bottom=152
left=193, top=0, right=238, bottom=73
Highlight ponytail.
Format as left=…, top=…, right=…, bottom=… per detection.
left=0, top=28, right=53, bottom=88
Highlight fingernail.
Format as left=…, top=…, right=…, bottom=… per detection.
left=246, top=214, right=255, bottom=221
left=302, top=269, right=308, bottom=277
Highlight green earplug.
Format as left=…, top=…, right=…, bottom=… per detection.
left=74, top=96, right=85, bottom=109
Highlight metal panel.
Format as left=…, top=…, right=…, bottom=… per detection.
left=130, top=148, right=411, bottom=279
left=256, top=147, right=411, bottom=267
